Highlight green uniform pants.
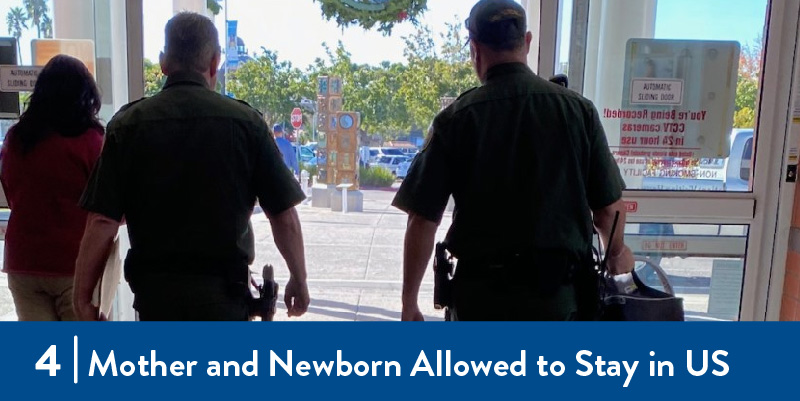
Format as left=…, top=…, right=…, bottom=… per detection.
left=449, top=266, right=578, bottom=321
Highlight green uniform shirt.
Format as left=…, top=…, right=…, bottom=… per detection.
left=393, top=63, right=625, bottom=260
left=81, top=71, right=305, bottom=279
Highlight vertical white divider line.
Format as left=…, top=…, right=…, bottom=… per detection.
left=74, top=336, right=78, bottom=384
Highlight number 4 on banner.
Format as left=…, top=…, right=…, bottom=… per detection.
left=35, top=345, right=61, bottom=376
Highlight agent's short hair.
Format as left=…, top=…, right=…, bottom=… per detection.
left=163, top=12, right=220, bottom=73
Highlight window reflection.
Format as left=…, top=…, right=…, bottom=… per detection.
left=624, top=223, right=748, bottom=321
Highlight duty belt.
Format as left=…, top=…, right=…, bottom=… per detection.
left=454, top=248, right=583, bottom=282
left=123, top=250, right=249, bottom=287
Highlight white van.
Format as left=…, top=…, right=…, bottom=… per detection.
left=640, top=129, right=753, bottom=192
left=367, top=147, right=404, bottom=164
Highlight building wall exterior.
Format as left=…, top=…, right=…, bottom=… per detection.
left=780, top=183, right=800, bottom=320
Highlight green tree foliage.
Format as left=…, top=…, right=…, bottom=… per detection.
left=397, top=21, right=477, bottom=132
left=39, top=13, right=51, bottom=38
left=226, top=49, right=313, bottom=125
left=23, top=0, right=47, bottom=38
left=144, top=19, right=477, bottom=141
left=314, top=0, right=428, bottom=36
left=4, top=1, right=51, bottom=64
left=437, top=20, right=474, bottom=94
left=143, top=59, right=166, bottom=97
left=6, top=7, right=27, bottom=64
left=359, top=166, right=395, bottom=187
left=360, top=62, right=408, bottom=136
left=398, top=26, right=440, bottom=131
left=206, top=0, right=222, bottom=16
left=733, top=107, right=755, bottom=129
left=734, top=37, right=762, bottom=128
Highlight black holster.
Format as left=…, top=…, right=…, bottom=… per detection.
left=247, top=265, right=279, bottom=321
left=572, top=254, right=603, bottom=321
left=433, top=242, right=454, bottom=312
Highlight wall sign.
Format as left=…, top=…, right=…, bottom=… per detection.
left=0, top=66, right=42, bottom=92
left=612, top=39, right=740, bottom=159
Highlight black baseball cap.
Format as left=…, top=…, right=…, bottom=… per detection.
left=466, top=0, right=527, bottom=50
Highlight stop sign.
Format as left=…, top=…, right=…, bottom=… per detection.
left=290, top=107, right=303, bottom=129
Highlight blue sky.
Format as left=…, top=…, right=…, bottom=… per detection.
left=655, top=0, right=767, bottom=45
left=148, top=0, right=769, bottom=69
left=0, top=0, right=770, bottom=68
left=142, top=0, right=480, bottom=67
left=0, top=0, right=52, bottom=65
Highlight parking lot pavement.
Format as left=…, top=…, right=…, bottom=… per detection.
left=255, top=189, right=451, bottom=321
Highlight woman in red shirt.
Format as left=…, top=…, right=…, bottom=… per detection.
left=0, top=55, right=104, bottom=320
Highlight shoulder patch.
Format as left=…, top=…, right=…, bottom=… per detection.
left=421, top=125, right=436, bottom=152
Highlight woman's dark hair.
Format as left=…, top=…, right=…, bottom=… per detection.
left=12, top=54, right=102, bottom=153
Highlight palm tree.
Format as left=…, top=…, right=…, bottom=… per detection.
left=23, top=0, right=48, bottom=38
left=6, top=7, right=28, bottom=64
left=39, top=13, right=52, bottom=38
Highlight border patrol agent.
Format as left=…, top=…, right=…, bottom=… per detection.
left=393, top=0, right=635, bottom=321
left=73, top=12, right=310, bottom=321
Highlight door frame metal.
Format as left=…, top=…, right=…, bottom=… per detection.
left=125, top=0, right=144, bottom=102
left=758, top=0, right=800, bottom=321
left=125, top=0, right=799, bottom=321
left=535, top=0, right=799, bottom=320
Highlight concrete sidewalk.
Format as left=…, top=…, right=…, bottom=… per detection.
left=257, top=189, right=451, bottom=322
left=0, top=189, right=452, bottom=321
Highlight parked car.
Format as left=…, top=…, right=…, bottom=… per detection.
left=367, top=147, right=403, bottom=164
left=301, top=146, right=315, bottom=163
left=640, top=129, right=753, bottom=192
left=373, top=155, right=410, bottom=176
left=396, top=159, right=412, bottom=179
left=292, top=145, right=315, bottom=163
left=399, top=147, right=418, bottom=156
left=381, top=147, right=405, bottom=156
left=367, top=148, right=382, bottom=164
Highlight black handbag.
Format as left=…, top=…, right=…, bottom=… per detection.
left=599, top=270, right=685, bottom=321
left=592, top=212, right=685, bottom=321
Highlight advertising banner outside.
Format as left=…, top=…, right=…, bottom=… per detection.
left=226, top=20, right=239, bottom=71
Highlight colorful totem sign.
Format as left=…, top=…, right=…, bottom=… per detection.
left=316, top=76, right=360, bottom=188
